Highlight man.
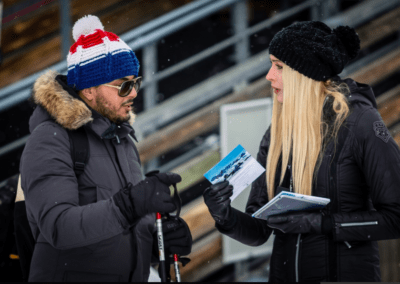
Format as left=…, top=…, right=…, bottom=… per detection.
left=19, top=15, right=192, bottom=282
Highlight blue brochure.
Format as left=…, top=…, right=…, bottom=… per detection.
left=204, top=144, right=265, bottom=201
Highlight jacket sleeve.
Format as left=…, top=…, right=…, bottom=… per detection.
left=332, top=108, right=400, bottom=242
left=216, top=127, right=273, bottom=246
left=20, top=122, right=130, bottom=250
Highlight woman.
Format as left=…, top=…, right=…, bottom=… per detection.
left=203, top=21, right=400, bottom=282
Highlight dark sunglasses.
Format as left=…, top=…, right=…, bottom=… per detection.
left=102, top=76, right=142, bottom=97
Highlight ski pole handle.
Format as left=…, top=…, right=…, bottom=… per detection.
left=156, top=213, right=167, bottom=282
left=174, top=254, right=181, bottom=282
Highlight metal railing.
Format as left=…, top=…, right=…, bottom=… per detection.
left=0, top=1, right=3, bottom=48
left=0, top=0, right=399, bottom=168
left=0, top=0, right=242, bottom=112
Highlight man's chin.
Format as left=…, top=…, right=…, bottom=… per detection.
left=113, top=113, right=131, bottom=125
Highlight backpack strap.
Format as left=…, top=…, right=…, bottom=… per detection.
left=67, top=127, right=89, bottom=177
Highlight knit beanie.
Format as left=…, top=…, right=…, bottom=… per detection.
left=67, top=15, right=140, bottom=90
left=268, top=21, right=360, bottom=81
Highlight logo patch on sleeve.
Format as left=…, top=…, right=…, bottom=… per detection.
left=373, top=121, right=390, bottom=143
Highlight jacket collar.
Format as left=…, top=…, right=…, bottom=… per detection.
left=331, top=76, right=377, bottom=109
left=342, top=78, right=377, bottom=109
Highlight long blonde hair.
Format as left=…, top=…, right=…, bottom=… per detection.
left=266, top=63, right=350, bottom=200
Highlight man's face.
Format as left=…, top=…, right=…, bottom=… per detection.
left=266, top=55, right=284, bottom=103
left=91, top=75, right=137, bottom=124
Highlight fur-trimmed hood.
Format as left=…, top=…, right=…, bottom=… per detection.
left=30, top=70, right=136, bottom=133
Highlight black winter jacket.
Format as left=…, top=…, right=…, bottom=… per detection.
left=19, top=71, right=156, bottom=282
left=218, top=78, right=400, bottom=282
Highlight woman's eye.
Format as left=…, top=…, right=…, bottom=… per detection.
left=276, top=65, right=283, bottom=70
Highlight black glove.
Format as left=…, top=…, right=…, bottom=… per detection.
left=267, top=212, right=327, bottom=234
left=113, top=172, right=181, bottom=224
left=203, top=181, right=236, bottom=228
left=162, top=216, right=192, bottom=257
left=154, top=215, right=192, bottom=281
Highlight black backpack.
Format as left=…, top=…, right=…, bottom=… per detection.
left=14, top=126, right=89, bottom=281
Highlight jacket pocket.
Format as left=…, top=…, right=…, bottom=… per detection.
left=335, top=221, right=378, bottom=234
left=63, top=271, right=121, bottom=282
left=96, top=185, right=113, bottom=201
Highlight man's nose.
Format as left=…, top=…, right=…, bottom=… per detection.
left=128, top=88, right=138, bottom=99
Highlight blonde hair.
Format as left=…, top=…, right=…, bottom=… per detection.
left=266, top=63, right=350, bottom=200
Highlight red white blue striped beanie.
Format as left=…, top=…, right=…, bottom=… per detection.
left=67, top=15, right=140, bottom=90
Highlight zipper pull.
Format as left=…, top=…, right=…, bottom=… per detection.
left=344, top=241, right=352, bottom=249
left=290, top=177, right=293, bottom=192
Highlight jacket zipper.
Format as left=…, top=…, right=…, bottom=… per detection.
left=295, top=234, right=301, bottom=282
left=289, top=164, right=299, bottom=281
left=335, top=221, right=378, bottom=234
left=288, top=165, right=301, bottom=282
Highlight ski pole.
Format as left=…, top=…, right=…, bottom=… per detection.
left=156, top=212, right=167, bottom=282
left=174, top=254, right=181, bottom=282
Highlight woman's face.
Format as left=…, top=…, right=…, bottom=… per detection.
left=266, top=55, right=283, bottom=103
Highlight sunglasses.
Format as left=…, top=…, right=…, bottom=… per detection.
left=102, top=76, right=142, bottom=97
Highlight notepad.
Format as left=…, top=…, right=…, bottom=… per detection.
left=252, top=191, right=330, bottom=220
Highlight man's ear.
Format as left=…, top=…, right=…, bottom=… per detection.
left=80, top=87, right=96, bottom=102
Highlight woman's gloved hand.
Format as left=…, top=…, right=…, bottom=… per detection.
left=266, top=212, right=332, bottom=234
left=203, top=181, right=236, bottom=228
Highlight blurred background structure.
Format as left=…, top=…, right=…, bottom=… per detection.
left=1, top=0, right=400, bottom=281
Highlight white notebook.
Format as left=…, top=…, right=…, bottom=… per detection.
left=252, top=191, right=330, bottom=220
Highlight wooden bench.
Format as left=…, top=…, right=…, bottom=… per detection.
left=378, top=85, right=400, bottom=128
left=136, top=77, right=270, bottom=164
left=0, top=0, right=192, bottom=88
left=357, top=5, right=400, bottom=50
left=2, top=2, right=400, bottom=88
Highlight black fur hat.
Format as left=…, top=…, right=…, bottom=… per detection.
left=268, top=21, right=360, bottom=81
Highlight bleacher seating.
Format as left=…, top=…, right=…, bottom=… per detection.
left=1, top=0, right=400, bottom=281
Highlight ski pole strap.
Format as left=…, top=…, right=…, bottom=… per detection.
left=172, top=183, right=181, bottom=217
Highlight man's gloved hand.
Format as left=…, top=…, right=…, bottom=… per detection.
left=162, top=216, right=192, bottom=257
left=153, top=216, right=192, bottom=281
left=266, top=212, right=325, bottom=234
left=113, top=172, right=181, bottom=224
left=203, top=181, right=235, bottom=228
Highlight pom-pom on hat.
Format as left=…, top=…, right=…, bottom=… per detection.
left=268, top=21, right=360, bottom=81
left=67, top=15, right=140, bottom=90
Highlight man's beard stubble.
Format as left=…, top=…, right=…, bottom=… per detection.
left=94, top=95, right=134, bottom=124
